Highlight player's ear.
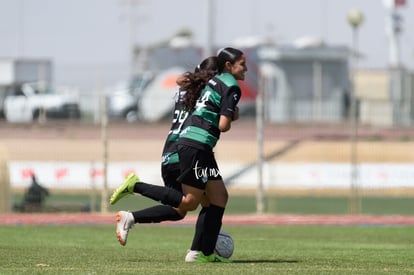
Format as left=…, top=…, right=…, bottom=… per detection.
left=224, top=61, right=232, bottom=72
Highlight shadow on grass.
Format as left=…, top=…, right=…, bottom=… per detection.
left=233, top=259, right=299, bottom=264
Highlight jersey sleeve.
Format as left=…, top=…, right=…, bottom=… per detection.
left=220, top=86, right=241, bottom=118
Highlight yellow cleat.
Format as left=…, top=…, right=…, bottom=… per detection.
left=109, top=173, right=139, bottom=205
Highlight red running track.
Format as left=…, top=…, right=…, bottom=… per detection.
left=1, top=213, right=414, bottom=226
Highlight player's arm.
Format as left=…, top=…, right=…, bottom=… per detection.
left=218, top=108, right=238, bottom=132
left=219, top=87, right=241, bottom=132
left=219, top=115, right=232, bottom=132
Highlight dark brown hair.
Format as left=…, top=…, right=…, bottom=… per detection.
left=217, top=47, right=244, bottom=74
left=180, top=56, right=218, bottom=109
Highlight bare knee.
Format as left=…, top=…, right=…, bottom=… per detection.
left=216, top=189, right=229, bottom=206
left=178, top=195, right=199, bottom=212
left=179, top=184, right=204, bottom=212
left=205, top=180, right=229, bottom=208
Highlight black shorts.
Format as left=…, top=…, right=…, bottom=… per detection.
left=177, top=144, right=222, bottom=190
left=161, top=163, right=182, bottom=193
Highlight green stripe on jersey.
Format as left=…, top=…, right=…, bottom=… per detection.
left=192, top=86, right=221, bottom=127
left=180, top=126, right=218, bottom=148
left=167, top=133, right=180, bottom=142
left=217, top=73, right=239, bottom=87
left=192, top=108, right=219, bottom=127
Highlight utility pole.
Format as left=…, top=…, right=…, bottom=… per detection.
left=346, top=9, right=364, bottom=214
left=205, top=0, right=215, bottom=56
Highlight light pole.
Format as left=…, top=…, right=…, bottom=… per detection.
left=17, top=0, right=26, bottom=57
left=205, top=0, right=215, bottom=57
left=347, top=9, right=364, bottom=214
left=256, top=67, right=265, bottom=214
left=101, top=94, right=109, bottom=214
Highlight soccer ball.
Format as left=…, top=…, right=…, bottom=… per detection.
left=214, top=231, right=234, bottom=258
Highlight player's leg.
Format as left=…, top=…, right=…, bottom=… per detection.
left=115, top=185, right=203, bottom=246
left=185, top=194, right=209, bottom=262
left=179, top=148, right=228, bottom=256
left=114, top=162, right=205, bottom=246
left=161, top=163, right=183, bottom=192
left=110, top=173, right=184, bottom=207
left=198, top=179, right=228, bottom=257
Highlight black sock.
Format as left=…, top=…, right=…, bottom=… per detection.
left=134, top=182, right=182, bottom=208
left=190, top=207, right=208, bottom=250
left=200, top=204, right=225, bottom=256
left=131, top=205, right=183, bottom=223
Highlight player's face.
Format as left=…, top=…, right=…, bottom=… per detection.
left=230, top=55, right=248, bottom=81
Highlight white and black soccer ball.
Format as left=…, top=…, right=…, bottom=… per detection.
left=214, top=231, right=234, bottom=258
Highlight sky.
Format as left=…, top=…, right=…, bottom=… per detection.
left=0, top=0, right=413, bottom=96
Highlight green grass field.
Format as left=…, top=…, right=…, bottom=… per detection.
left=13, top=192, right=414, bottom=215
left=0, top=225, right=413, bottom=274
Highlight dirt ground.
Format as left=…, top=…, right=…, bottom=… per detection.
left=1, top=119, right=414, bottom=163
left=1, top=120, right=414, bottom=225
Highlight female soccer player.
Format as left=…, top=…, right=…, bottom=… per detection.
left=110, top=47, right=247, bottom=263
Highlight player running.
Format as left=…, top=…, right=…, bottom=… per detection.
left=110, top=47, right=247, bottom=263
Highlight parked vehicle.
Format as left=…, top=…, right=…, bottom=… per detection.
left=0, top=58, right=53, bottom=120
left=106, top=72, right=153, bottom=122
left=138, top=67, right=185, bottom=122
left=4, top=82, right=81, bottom=123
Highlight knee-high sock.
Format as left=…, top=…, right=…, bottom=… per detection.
left=134, top=182, right=182, bottom=208
left=190, top=207, right=208, bottom=250
left=200, top=204, right=225, bottom=256
left=132, top=205, right=183, bottom=223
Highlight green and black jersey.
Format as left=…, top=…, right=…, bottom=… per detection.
left=161, top=90, right=190, bottom=166
left=178, top=73, right=241, bottom=151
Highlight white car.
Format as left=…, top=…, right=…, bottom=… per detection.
left=106, top=72, right=153, bottom=122
left=4, top=82, right=81, bottom=123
